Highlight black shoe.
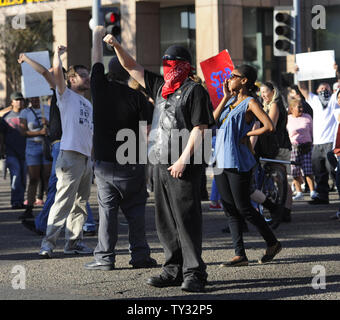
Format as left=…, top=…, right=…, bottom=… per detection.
left=131, top=257, right=157, bottom=269
left=84, top=260, right=115, bottom=271
left=18, top=207, right=34, bottom=220
left=269, top=205, right=284, bottom=229
left=220, top=256, right=249, bottom=267
left=22, top=220, right=44, bottom=236
left=308, top=197, right=329, bottom=205
left=181, top=276, right=206, bottom=293
left=258, top=241, right=282, bottom=264
left=146, top=273, right=183, bottom=288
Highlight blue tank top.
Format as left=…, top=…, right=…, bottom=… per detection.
left=214, top=96, right=256, bottom=172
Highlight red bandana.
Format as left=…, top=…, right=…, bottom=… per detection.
left=161, top=60, right=191, bottom=99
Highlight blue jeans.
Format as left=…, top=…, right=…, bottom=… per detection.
left=6, top=155, right=27, bottom=206
left=35, top=142, right=95, bottom=233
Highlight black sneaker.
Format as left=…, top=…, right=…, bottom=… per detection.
left=146, top=273, right=183, bottom=288
left=84, top=260, right=115, bottom=271
left=181, top=275, right=206, bottom=293
left=131, top=257, right=157, bottom=269
left=22, top=220, right=44, bottom=236
left=258, top=241, right=282, bottom=264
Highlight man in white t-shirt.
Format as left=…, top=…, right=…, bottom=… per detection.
left=297, top=64, right=340, bottom=204
left=39, top=46, right=93, bottom=258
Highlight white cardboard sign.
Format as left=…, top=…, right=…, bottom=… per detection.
left=20, top=51, right=53, bottom=98
left=296, top=50, right=336, bottom=81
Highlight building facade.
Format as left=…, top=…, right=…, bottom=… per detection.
left=0, top=0, right=339, bottom=106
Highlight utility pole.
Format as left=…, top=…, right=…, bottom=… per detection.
left=294, top=0, right=301, bottom=54
left=91, top=0, right=102, bottom=64
left=92, top=0, right=101, bottom=29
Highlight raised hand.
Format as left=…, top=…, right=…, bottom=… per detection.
left=18, top=53, right=27, bottom=64
left=57, top=45, right=67, bottom=56
left=103, top=34, right=119, bottom=47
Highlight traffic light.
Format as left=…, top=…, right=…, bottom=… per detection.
left=102, top=7, right=121, bottom=55
left=273, top=7, right=295, bottom=56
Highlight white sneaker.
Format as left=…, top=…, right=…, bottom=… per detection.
left=310, top=191, right=318, bottom=199
left=64, top=242, right=93, bottom=255
left=39, top=246, right=53, bottom=259
left=293, top=192, right=304, bottom=200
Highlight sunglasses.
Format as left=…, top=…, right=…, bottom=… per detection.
left=162, top=54, right=187, bottom=61
left=229, top=73, right=243, bottom=80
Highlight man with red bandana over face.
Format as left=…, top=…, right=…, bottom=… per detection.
left=103, top=35, right=214, bottom=292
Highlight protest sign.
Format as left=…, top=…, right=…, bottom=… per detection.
left=200, top=50, right=234, bottom=109
left=21, top=51, right=52, bottom=98
left=296, top=50, right=336, bottom=81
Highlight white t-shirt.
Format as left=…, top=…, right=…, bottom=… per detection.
left=56, top=87, right=93, bottom=157
left=307, top=92, right=339, bottom=144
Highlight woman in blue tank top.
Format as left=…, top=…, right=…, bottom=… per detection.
left=213, top=65, right=282, bottom=266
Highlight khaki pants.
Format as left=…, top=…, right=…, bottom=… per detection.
left=41, top=150, right=92, bottom=250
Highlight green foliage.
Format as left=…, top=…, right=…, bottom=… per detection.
left=0, top=17, right=53, bottom=92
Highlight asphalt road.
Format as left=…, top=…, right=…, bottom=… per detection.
left=0, top=171, right=339, bottom=307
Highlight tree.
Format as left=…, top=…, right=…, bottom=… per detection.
left=0, top=17, right=53, bottom=93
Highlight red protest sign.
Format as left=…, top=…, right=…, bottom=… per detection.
left=200, top=50, right=234, bottom=109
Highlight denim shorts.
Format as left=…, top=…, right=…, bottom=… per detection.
left=25, top=140, right=52, bottom=166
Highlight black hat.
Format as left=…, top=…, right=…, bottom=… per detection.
left=108, top=57, right=130, bottom=82
left=163, top=45, right=192, bottom=64
left=10, top=91, right=24, bottom=101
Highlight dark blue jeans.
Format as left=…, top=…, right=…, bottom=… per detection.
left=34, top=142, right=95, bottom=233
left=93, top=161, right=151, bottom=265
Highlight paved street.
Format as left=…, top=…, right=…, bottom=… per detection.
left=0, top=171, right=339, bottom=304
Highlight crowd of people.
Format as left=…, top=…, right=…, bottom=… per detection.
left=1, top=27, right=340, bottom=293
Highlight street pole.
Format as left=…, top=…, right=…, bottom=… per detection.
left=92, top=0, right=101, bottom=28
left=294, top=0, right=301, bottom=54
left=91, top=0, right=101, bottom=64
